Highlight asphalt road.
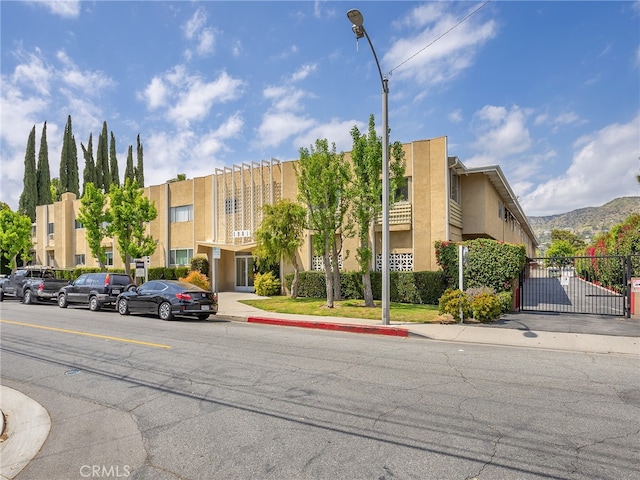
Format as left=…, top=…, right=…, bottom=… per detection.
left=1, top=301, right=639, bottom=480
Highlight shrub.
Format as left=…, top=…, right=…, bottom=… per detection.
left=254, top=271, right=281, bottom=296
left=393, top=271, right=422, bottom=304
left=285, top=271, right=326, bottom=298
left=470, top=292, right=502, bottom=323
left=191, top=256, right=210, bottom=275
left=438, top=288, right=471, bottom=322
left=435, top=238, right=526, bottom=292
left=179, top=270, right=210, bottom=290
left=497, top=291, right=513, bottom=314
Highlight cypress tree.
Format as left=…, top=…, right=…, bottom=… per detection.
left=70, top=134, right=79, bottom=196
left=36, top=121, right=52, bottom=205
left=60, top=115, right=80, bottom=196
left=135, top=134, right=144, bottom=187
left=124, top=145, right=135, bottom=184
left=109, top=131, right=120, bottom=187
left=96, top=121, right=110, bottom=192
left=81, top=133, right=96, bottom=196
left=18, top=126, right=37, bottom=222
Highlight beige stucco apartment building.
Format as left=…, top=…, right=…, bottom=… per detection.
left=33, top=136, right=537, bottom=292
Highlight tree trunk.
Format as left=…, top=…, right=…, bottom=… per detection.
left=124, top=253, right=131, bottom=276
left=323, top=246, right=334, bottom=308
left=290, top=254, right=299, bottom=299
left=363, top=266, right=374, bottom=307
left=332, top=241, right=341, bottom=301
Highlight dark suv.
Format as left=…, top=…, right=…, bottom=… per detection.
left=57, top=273, right=136, bottom=311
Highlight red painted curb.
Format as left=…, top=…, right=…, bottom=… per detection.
left=247, top=316, right=409, bottom=337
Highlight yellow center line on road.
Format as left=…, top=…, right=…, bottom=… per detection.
left=0, top=319, right=171, bottom=349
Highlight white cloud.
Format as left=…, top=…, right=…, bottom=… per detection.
left=448, top=109, right=463, bottom=123
left=256, top=111, right=315, bottom=149
left=140, top=77, right=169, bottom=110
left=35, top=1, right=81, bottom=18
left=469, top=105, right=532, bottom=160
left=384, top=3, right=497, bottom=89
left=12, top=49, right=51, bottom=96
left=182, top=7, right=215, bottom=57
left=520, top=114, right=640, bottom=216
left=295, top=119, right=363, bottom=154
left=291, top=63, right=317, bottom=83
left=56, top=50, right=115, bottom=95
left=167, top=71, right=244, bottom=127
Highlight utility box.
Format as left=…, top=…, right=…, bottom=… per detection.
left=631, top=278, right=640, bottom=319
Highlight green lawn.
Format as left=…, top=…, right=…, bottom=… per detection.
left=239, top=296, right=442, bottom=323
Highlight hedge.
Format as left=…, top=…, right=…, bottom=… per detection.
left=284, top=270, right=446, bottom=305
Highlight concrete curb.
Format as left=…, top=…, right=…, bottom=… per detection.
left=247, top=316, right=410, bottom=337
left=0, top=386, right=51, bottom=480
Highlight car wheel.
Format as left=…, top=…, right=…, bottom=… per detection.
left=197, top=313, right=209, bottom=321
left=58, top=292, right=68, bottom=308
left=158, top=301, right=173, bottom=321
left=89, top=296, right=100, bottom=312
left=117, top=298, right=129, bottom=316
left=0, top=288, right=5, bottom=302
left=126, top=285, right=136, bottom=292
left=23, top=289, right=35, bottom=305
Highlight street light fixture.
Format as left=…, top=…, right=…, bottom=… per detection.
left=347, top=8, right=390, bottom=325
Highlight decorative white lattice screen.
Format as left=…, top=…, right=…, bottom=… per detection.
left=376, top=253, right=414, bottom=272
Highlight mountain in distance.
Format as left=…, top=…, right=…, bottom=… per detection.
left=527, top=196, right=640, bottom=249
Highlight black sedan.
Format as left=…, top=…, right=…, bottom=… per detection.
left=116, top=280, right=218, bottom=321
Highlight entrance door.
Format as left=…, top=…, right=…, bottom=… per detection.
left=235, top=254, right=255, bottom=292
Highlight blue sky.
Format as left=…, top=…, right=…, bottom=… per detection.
left=1, top=1, right=639, bottom=217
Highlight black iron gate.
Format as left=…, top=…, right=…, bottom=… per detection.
left=519, top=255, right=636, bottom=317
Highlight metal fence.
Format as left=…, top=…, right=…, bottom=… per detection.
left=519, top=256, right=635, bottom=317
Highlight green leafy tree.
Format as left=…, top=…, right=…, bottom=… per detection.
left=135, top=134, right=144, bottom=187
left=254, top=200, right=307, bottom=298
left=166, top=173, right=187, bottom=183
left=109, top=132, right=120, bottom=187
left=96, top=121, right=111, bottom=192
left=81, top=134, right=96, bottom=197
left=546, top=240, right=576, bottom=266
left=124, top=145, right=135, bottom=184
left=550, top=229, right=585, bottom=252
left=108, top=179, right=157, bottom=275
left=18, top=125, right=37, bottom=221
left=295, top=138, right=351, bottom=307
left=77, top=183, right=111, bottom=271
left=349, top=114, right=406, bottom=307
left=36, top=121, right=52, bottom=205
left=0, top=208, right=33, bottom=269
left=59, top=115, right=80, bottom=196
left=50, top=177, right=62, bottom=202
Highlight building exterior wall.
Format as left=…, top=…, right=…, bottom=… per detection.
left=32, top=136, right=538, bottom=291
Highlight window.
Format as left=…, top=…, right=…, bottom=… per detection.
left=31, top=225, right=36, bottom=237
left=105, top=251, right=114, bottom=267
left=170, top=248, right=193, bottom=266
left=75, top=219, right=83, bottom=229
left=225, top=198, right=238, bottom=215
left=498, top=200, right=504, bottom=220
left=47, top=223, right=54, bottom=235
left=170, top=205, right=193, bottom=223
left=449, top=170, right=460, bottom=203
left=75, top=254, right=86, bottom=266
left=47, top=252, right=55, bottom=266
left=395, top=177, right=411, bottom=202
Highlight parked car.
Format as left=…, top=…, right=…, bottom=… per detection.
left=0, top=266, right=70, bottom=304
left=57, top=272, right=136, bottom=311
left=116, top=280, right=218, bottom=321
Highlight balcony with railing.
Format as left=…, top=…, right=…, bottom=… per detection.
left=376, top=201, right=412, bottom=226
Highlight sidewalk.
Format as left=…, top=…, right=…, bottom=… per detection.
left=217, top=292, right=640, bottom=356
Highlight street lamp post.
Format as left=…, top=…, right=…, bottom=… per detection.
left=347, top=9, right=390, bottom=325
